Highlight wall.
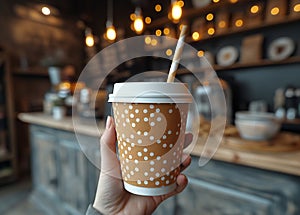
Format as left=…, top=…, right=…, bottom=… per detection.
left=0, top=0, right=85, bottom=177
left=0, top=0, right=84, bottom=70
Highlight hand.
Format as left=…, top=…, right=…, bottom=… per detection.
left=93, top=116, right=192, bottom=215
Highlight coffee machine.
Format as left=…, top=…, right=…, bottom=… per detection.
left=192, top=78, right=232, bottom=124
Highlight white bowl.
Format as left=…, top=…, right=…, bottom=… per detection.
left=235, top=111, right=276, bottom=121
left=235, top=112, right=281, bottom=141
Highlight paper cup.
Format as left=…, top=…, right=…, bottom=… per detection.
left=108, top=82, right=192, bottom=196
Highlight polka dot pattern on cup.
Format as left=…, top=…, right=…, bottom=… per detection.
left=113, top=102, right=188, bottom=188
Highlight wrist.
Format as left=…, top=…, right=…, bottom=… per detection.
left=92, top=203, right=106, bottom=215
left=86, top=204, right=104, bottom=215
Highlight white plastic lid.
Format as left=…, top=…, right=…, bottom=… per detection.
left=108, top=82, right=193, bottom=103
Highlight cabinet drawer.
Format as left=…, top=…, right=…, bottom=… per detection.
left=177, top=177, right=277, bottom=215
left=58, top=138, right=89, bottom=214
left=31, top=130, right=58, bottom=197
left=178, top=157, right=300, bottom=215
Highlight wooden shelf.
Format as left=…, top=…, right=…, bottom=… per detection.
left=144, top=16, right=300, bottom=54
left=13, top=67, right=49, bottom=78
left=283, top=118, right=300, bottom=125
left=147, top=0, right=249, bottom=29
left=152, top=56, right=300, bottom=76
left=187, top=16, right=300, bottom=44
left=214, top=56, right=300, bottom=72
left=146, top=0, right=300, bottom=45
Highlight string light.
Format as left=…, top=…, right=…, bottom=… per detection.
left=133, top=7, right=144, bottom=34
left=207, top=27, right=215, bottom=35
left=151, top=39, right=158, bottom=46
left=206, top=13, right=214, bottom=21
left=250, top=5, right=260, bottom=14
left=163, top=27, right=170, bottom=35
left=130, top=13, right=136, bottom=21
left=170, top=0, right=183, bottom=22
left=145, top=17, right=152, bottom=24
left=166, top=49, right=173, bottom=56
left=85, top=28, right=94, bottom=47
left=197, top=50, right=204, bottom=57
left=178, top=0, right=184, bottom=7
left=192, top=32, right=200, bottom=41
left=179, top=24, right=185, bottom=31
left=105, top=0, right=116, bottom=41
left=213, top=0, right=220, bottom=3
left=294, top=4, right=300, bottom=12
left=218, top=21, right=226, bottom=28
left=235, top=19, right=243, bottom=27
left=41, top=6, right=51, bottom=15
left=106, top=24, right=116, bottom=41
left=144, top=36, right=152, bottom=45
left=155, top=4, right=162, bottom=12
left=155, top=29, right=162, bottom=36
left=271, top=7, right=280, bottom=15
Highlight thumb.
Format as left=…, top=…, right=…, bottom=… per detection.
left=100, top=116, right=121, bottom=178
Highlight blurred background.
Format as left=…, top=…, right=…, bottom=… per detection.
left=1, top=0, right=300, bottom=214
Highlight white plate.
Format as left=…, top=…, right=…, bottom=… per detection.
left=268, top=37, right=295, bottom=61
left=216, top=46, right=239, bottom=67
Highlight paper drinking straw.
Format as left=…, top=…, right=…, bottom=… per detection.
left=167, top=25, right=188, bottom=83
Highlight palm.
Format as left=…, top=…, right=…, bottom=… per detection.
left=93, top=116, right=191, bottom=215
left=103, top=173, right=182, bottom=215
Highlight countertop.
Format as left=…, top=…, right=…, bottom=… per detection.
left=19, top=112, right=300, bottom=177
left=19, top=112, right=105, bottom=137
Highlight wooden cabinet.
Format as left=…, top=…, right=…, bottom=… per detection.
left=155, top=157, right=300, bottom=215
left=28, top=124, right=300, bottom=215
left=30, top=125, right=100, bottom=215
left=0, top=51, right=17, bottom=184
left=177, top=178, right=277, bottom=215
left=31, top=128, right=58, bottom=197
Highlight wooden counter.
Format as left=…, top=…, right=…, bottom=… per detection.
left=19, top=112, right=105, bottom=137
left=192, top=141, right=300, bottom=177
left=19, top=112, right=300, bottom=177
left=19, top=112, right=300, bottom=215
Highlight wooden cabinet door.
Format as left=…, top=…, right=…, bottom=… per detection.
left=31, top=127, right=58, bottom=198
left=75, top=134, right=100, bottom=202
left=57, top=132, right=100, bottom=215
left=176, top=158, right=300, bottom=215
left=58, top=134, right=89, bottom=215
left=177, top=177, right=278, bottom=215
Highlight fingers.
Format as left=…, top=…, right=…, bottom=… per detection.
left=175, top=174, right=188, bottom=193
left=158, top=154, right=191, bottom=201
left=160, top=174, right=188, bottom=201
left=157, top=145, right=191, bottom=202
left=184, top=133, right=193, bottom=149
left=158, top=155, right=191, bottom=202
left=100, top=116, right=121, bottom=178
left=101, top=116, right=117, bottom=153
left=180, top=154, right=191, bottom=172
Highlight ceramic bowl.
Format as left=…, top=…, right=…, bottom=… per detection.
left=235, top=111, right=281, bottom=141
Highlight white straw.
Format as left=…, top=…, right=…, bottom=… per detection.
left=167, top=25, right=188, bottom=83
